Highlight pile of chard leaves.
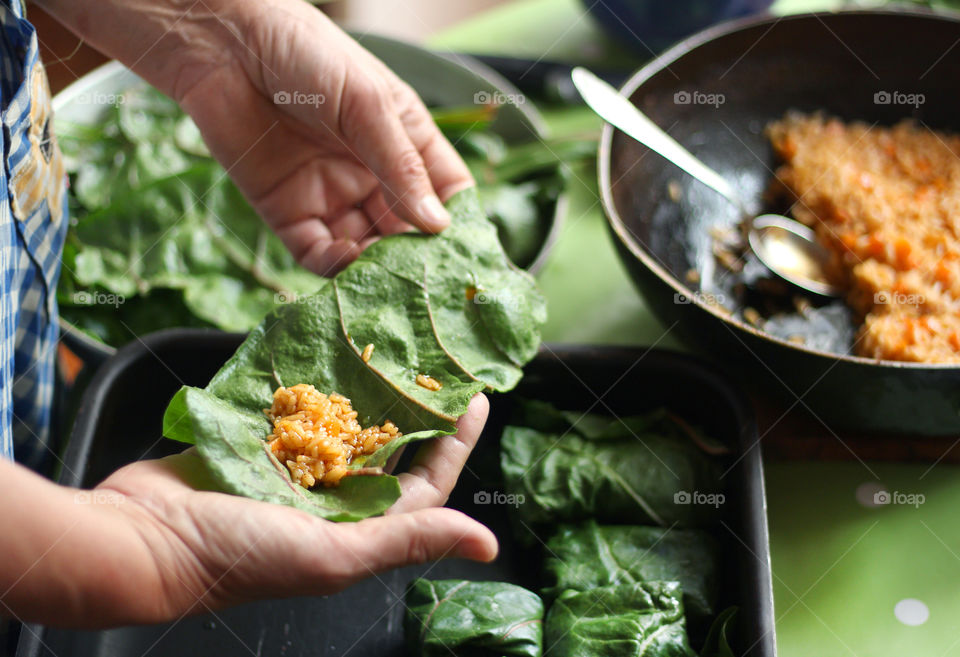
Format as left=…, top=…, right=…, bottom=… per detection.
left=57, top=87, right=323, bottom=343
left=56, top=86, right=591, bottom=347
left=162, top=186, right=546, bottom=520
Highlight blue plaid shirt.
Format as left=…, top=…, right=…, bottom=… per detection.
left=0, top=1, right=69, bottom=470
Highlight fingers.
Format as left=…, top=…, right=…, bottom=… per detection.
left=271, top=214, right=363, bottom=276
left=327, top=208, right=375, bottom=244
left=346, top=103, right=451, bottom=233
left=331, top=507, right=498, bottom=583
left=416, top=129, right=476, bottom=202
left=392, top=82, right=475, bottom=203
left=267, top=185, right=419, bottom=276
left=344, top=80, right=473, bottom=234
left=361, top=189, right=415, bottom=236
left=389, top=394, right=489, bottom=514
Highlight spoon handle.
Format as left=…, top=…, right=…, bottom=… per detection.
left=572, top=67, right=746, bottom=213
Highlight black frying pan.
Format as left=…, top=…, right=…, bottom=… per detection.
left=599, top=8, right=960, bottom=435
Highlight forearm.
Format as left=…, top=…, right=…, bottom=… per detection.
left=32, top=0, right=255, bottom=100
left=0, top=460, right=168, bottom=627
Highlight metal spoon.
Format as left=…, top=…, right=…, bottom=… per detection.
left=571, top=67, right=840, bottom=297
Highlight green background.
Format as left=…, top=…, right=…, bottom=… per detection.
left=426, top=1, right=960, bottom=654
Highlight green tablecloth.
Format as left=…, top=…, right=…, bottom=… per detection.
left=429, top=1, right=960, bottom=654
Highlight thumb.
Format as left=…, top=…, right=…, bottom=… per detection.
left=347, top=109, right=451, bottom=233
left=334, top=507, right=498, bottom=579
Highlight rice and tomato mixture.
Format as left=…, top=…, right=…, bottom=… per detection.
left=265, top=384, right=400, bottom=488
left=768, top=113, right=960, bottom=363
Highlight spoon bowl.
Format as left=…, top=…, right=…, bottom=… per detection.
left=747, top=215, right=841, bottom=297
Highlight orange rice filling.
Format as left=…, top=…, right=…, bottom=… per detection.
left=265, top=384, right=400, bottom=488
left=768, top=114, right=960, bottom=362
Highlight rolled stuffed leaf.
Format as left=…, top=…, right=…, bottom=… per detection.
left=543, top=521, right=720, bottom=624
left=500, top=406, right=724, bottom=529
left=544, top=582, right=697, bottom=657
left=404, top=579, right=544, bottom=657
left=163, top=188, right=546, bottom=520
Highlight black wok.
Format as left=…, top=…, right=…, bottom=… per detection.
left=600, top=9, right=960, bottom=435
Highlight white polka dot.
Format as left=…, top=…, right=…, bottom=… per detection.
left=856, top=482, right=889, bottom=508
left=895, top=599, right=929, bottom=626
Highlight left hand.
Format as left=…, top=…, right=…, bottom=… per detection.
left=87, top=394, right=495, bottom=624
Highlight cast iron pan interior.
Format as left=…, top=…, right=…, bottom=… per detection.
left=600, top=9, right=960, bottom=434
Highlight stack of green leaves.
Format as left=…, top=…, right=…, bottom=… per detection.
left=447, top=108, right=596, bottom=268
left=403, top=401, right=736, bottom=657
left=162, top=187, right=546, bottom=521
left=57, top=87, right=325, bottom=344
left=545, top=582, right=698, bottom=657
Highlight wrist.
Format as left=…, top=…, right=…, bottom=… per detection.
left=0, top=462, right=166, bottom=627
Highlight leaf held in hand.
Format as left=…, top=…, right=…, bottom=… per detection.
left=163, top=188, right=546, bottom=520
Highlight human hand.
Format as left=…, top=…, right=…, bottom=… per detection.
left=88, top=394, right=494, bottom=623
left=0, top=395, right=494, bottom=627
left=39, top=0, right=474, bottom=275
left=170, top=0, right=475, bottom=275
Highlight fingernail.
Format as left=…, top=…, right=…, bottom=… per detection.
left=417, top=195, right=450, bottom=231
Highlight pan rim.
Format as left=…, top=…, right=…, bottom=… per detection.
left=598, top=7, right=960, bottom=372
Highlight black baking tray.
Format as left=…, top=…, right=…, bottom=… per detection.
left=17, top=329, right=775, bottom=657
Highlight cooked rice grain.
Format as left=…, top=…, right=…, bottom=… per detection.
left=415, top=374, right=442, bottom=391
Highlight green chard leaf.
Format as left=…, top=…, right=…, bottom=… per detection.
left=404, top=579, right=544, bottom=657
left=162, top=188, right=546, bottom=520
left=543, top=521, right=721, bottom=625
left=544, top=582, right=697, bottom=657
left=500, top=404, right=724, bottom=529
